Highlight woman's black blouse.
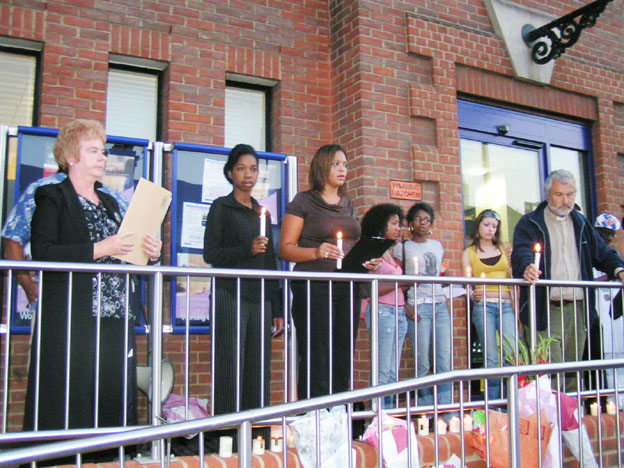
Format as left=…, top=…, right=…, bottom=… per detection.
left=203, top=192, right=280, bottom=313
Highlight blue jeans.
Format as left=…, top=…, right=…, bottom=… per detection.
left=365, top=303, right=408, bottom=408
left=407, top=302, right=452, bottom=412
left=471, top=300, right=516, bottom=401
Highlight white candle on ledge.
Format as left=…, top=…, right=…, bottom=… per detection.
left=463, top=414, right=473, bottom=432
left=253, top=436, right=265, bottom=455
left=336, top=231, right=343, bottom=270
left=590, top=401, right=598, bottom=416
left=417, top=416, right=429, bottom=436
left=259, top=207, right=267, bottom=237
left=437, top=418, right=447, bottom=435
left=219, top=436, right=233, bottom=457
left=270, top=436, right=283, bottom=452
left=449, top=416, right=460, bottom=433
left=606, top=401, right=617, bottom=415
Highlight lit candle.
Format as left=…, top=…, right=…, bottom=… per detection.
left=463, top=414, right=473, bottom=432
left=219, top=436, right=233, bottom=457
left=270, top=436, right=283, bottom=452
left=449, top=416, right=460, bottom=433
left=253, top=436, right=265, bottom=455
left=417, top=416, right=429, bottom=436
left=259, top=207, right=267, bottom=237
left=606, top=401, right=617, bottom=415
left=465, top=266, right=472, bottom=277
left=437, top=418, right=447, bottom=435
left=534, top=243, right=541, bottom=268
left=480, top=272, right=486, bottom=279
left=336, top=231, right=343, bottom=270
left=441, top=261, right=448, bottom=276
left=590, top=401, right=598, bottom=416
left=413, top=256, right=419, bottom=275
left=286, top=427, right=295, bottom=447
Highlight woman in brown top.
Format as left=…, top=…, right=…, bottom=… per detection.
left=279, top=144, right=361, bottom=398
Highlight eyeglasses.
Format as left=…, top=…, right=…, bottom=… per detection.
left=414, top=216, right=431, bottom=225
left=86, top=147, right=108, bottom=157
left=482, top=210, right=501, bottom=221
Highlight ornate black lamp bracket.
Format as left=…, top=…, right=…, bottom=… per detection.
left=521, top=0, right=614, bottom=65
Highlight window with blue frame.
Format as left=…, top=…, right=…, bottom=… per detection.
left=458, top=100, right=594, bottom=244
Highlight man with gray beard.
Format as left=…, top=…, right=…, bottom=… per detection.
left=512, top=169, right=624, bottom=392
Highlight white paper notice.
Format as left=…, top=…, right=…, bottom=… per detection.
left=181, top=202, right=211, bottom=250
left=201, top=158, right=230, bottom=203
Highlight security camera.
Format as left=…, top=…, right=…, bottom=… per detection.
left=497, top=124, right=510, bottom=135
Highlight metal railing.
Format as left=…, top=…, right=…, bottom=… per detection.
left=0, top=360, right=623, bottom=467
left=1, top=259, right=623, bottom=467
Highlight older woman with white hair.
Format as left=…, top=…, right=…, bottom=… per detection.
left=24, top=119, right=161, bottom=433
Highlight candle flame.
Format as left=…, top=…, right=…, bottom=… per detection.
left=480, top=272, right=486, bottom=278
left=261, top=207, right=267, bottom=215
left=337, top=231, right=343, bottom=239
left=534, top=243, right=541, bottom=253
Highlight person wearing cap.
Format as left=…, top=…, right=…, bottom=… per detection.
left=593, top=213, right=624, bottom=405
left=511, top=169, right=624, bottom=392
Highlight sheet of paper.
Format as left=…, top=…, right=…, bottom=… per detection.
left=201, top=158, right=230, bottom=203
left=181, top=202, right=210, bottom=250
left=113, top=178, right=172, bottom=265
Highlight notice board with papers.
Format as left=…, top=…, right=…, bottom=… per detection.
left=170, top=143, right=288, bottom=333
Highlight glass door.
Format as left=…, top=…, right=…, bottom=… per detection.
left=460, top=138, right=542, bottom=244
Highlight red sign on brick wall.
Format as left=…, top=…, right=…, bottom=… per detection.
left=390, top=180, right=422, bottom=200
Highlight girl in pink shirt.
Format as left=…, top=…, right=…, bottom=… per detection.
left=362, top=204, right=408, bottom=408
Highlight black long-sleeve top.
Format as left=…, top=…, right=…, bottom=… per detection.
left=203, top=191, right=281, bottom=315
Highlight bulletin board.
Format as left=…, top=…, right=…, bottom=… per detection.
left=3, top=126, right=150, bottom=333
left=170, top=143, right=287, bottom=333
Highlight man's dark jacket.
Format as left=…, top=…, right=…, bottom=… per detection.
left=511, top=201, right=624, bottom=330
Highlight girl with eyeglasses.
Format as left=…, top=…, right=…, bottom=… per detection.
left=393, top=202, right=453, bottom=416
left=462, top=209, right=517, bottom=402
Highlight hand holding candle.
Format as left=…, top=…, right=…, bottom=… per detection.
left=534, top=243, right=541, bottom=269
left=336, top=231, right=343, bottom=269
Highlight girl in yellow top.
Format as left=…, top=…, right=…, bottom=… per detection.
left=462, top=209, right=517, bottom=402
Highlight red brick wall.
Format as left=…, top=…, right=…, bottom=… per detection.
left=2, top=0, right=624, bottom=430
